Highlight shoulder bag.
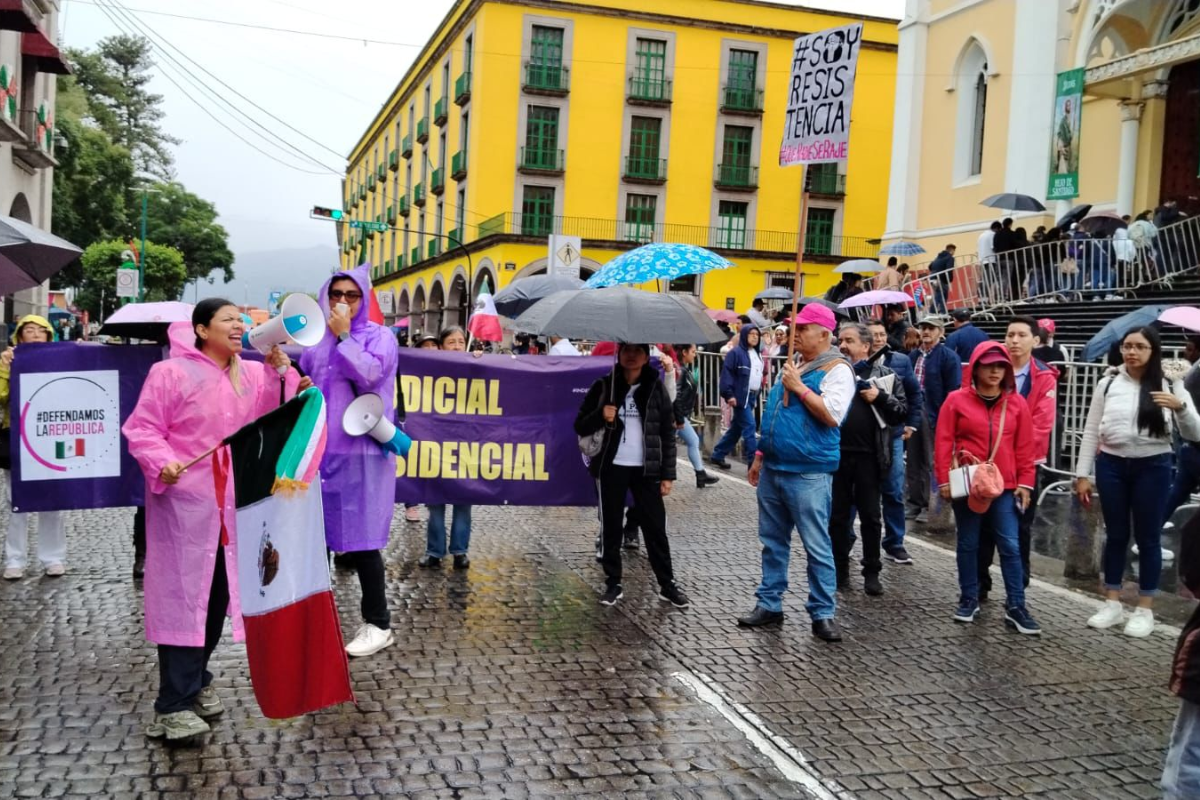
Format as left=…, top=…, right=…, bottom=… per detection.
left=949, top=398, right=1008, bottom=511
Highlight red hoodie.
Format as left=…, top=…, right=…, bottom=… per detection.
left=935, top=341, right=1036, bottom=491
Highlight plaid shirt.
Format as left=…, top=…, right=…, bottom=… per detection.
left=914, top=346, right=932, bottom=388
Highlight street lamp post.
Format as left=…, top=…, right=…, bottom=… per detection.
left=138, top=190, right=148, bottom=302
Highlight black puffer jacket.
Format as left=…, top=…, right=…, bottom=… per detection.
left=673, top=365, right=699, bottom=425
left=575, top=364, right=677, bottom=481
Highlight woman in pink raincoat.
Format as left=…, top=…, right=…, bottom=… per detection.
left=123, top=299, right=297, bottom=742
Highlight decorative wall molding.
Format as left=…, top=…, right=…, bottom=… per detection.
left=1085, top=33, right=1200, bottom=83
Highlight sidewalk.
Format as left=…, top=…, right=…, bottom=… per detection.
left=0, top=466, right=1180, bottom=799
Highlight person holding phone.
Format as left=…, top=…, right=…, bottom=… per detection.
left=1074, top=326, right=1200, bottom=638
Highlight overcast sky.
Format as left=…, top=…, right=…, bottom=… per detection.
left=62, top=0, right=903, bottom=260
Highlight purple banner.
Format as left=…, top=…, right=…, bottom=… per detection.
left=393, top=350, right=611, bottom=506
left=10, top=342, right=162, bottom=512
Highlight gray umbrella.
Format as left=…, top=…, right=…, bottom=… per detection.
left=755, top=287, right=793, bottom=301
left=492, top=273, right=584, bottom=318
left=980, top=193, right=1046, bottom=213
left=511, top=286, right=726, bottom=344
left=0, top=215, right=82, bottom=296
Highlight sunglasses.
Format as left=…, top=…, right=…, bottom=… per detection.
left=329, top=290, right=363, bottom=301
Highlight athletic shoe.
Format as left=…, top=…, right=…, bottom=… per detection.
left=1004, top=605, right=1042, bottom=635
left=44, top=563, right=65, bottom=577
left=885, top=548, right=913, bottom=565
left=622, top=530, right=639, bottom=550
left=404, top=506, right=421, bottom=523
left=146, top=709, right=211, bottom=741
left=594, top=533, right=602, bottom=563
left=3, top=567, right=23, bottom=580
left=1131, top=543, right=1175, bottom=563
left=659, top=584, right=691, bottom=608
left=1087, top=599, right=1125, bottom=630
left=192, top=686, right=224, bottom=719
left=863, top=575, right=884, bottom=596
left=345, top=624, right=395, bottom=658
left=1123, top=607, right=1155, bottom=638
left=953, top=596, right=979, bottom=623
left=599, top=585, right=623, bottom=606
left=914, top=510, right=929, bottom=524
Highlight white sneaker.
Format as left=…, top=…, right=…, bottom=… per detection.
left=404, top=506, right=421, bottom=523
left=44, top=563, right=65, bottom=577
left=1124, top=608, right=1155, bottom=638
left=1131, top=544, right=1175, bottom=562
left=345, top=624, right=394, bottom=658
left=3, top=567, right=23, bottom=580
left=1087, top=600, right=1125, bottom=629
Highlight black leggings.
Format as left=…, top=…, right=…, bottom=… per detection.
left=343, top=549, right=390, bottom=630
left=597, top=465, right=674, bottom=590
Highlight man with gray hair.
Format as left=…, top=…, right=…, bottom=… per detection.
left=830, top=322, right=907, bottom=596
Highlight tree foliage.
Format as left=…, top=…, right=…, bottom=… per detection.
left=145, top=182, right=235, bottom=284
left=77, top=239, right=187, bottom=319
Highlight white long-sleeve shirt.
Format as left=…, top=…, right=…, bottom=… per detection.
left=1074, top=366, right=1200, bottom=477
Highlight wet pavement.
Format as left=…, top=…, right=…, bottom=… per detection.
left=0, top=465, right=1185, bottom=799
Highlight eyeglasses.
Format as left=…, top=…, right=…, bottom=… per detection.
left=329, top=290, right=363, bottom=301
left=1120, top=343, right=1151, bottom=353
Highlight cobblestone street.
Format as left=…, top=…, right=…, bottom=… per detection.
left=0, top=464, right=1181, bottom=799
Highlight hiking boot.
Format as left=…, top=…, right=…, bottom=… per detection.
left=146, top=709, right=211, bottom=742
left=193, top=686, right=224, bottom=719
left=345, top=624, right=394, bottom=657
left=599, top=584, right=623, bottom=606
left=659, top=584, right=691, bottom=608
left=1004, top=605, right=1042, bottom=635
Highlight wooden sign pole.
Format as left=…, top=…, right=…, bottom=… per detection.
left=783, top=164, right=810, bottom=407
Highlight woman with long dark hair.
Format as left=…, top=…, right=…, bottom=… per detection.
left=123, top=299, right=296, bottom=742
left=1075, top=326, right=1200, bottom=637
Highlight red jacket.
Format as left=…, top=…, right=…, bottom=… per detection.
left=959, top=355, right=1058, bottom=463
left=936, top=342, right=1037, bottom=490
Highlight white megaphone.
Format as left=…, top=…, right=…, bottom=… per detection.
left=244, top=293, right=325, bottom=373
left=342, top=392, right=412, bottom=456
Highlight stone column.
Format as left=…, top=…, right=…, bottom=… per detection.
left=1116, top=101, right=1143, bottom=218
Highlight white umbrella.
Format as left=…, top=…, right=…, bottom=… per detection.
left=834, top=259, right=882, bottom=274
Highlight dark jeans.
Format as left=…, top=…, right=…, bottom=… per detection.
left=597, top=464, right=674, bottom=590
left=712, top=392, right=758, bottom=465
left=343, top=549, right=390, bottom=629
left=905, top=407, right=933, bottom=513
left=1165, top=443, right=1200, bottom=523
left=830, top=451, right=883, bottom=582
left=953, top=492, right=1025, bottom=608
left=155, top=545, right=229, bottom=714
left=978, top=468, right=1038, bottom=592
left=1095, top=451, right=1171, bottom=595
left=134, top=506, right=146, bottom=560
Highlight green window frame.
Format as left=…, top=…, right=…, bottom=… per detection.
left=807, top=162, right=840, bottom=194
left=633, top=38, right=667, bottom=98
left=728, top=49, right=757, bottom=93
left=624, top=194, right=657, bottom=242
left=521, top=186, right=555, bottom=237
left=525, top=106, right=560, bottom=168
left=628, top=116, right=661, bottom=175
left=805, top=208, right=836, bottom=256
left=530, top=26, right=564, bottom=84
left=717, top=201, right=748, bottom=249
left=722, top=125, right=753, bottom=169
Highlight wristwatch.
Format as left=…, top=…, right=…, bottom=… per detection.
left=337, top=332, right=350, bottom=343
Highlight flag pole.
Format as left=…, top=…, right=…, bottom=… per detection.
left=782, top=164, right=810, bottom=408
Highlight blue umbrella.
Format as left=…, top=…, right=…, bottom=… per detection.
left=879, top=241, right=925, bottom=257
left=1082, top=304, right=1170, bottom=362
left=584, top=243, right=734, bottom=289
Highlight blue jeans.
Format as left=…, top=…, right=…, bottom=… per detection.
left=1095, top=451, right=1171, bottom=595
left=754, top=466, right=837, bottom=621
left=953, top=491, right=1024, bottom=608
left=880, top=435, right=906, bottom=553
left=1165, top=443, right=1200, bottom=523
left=426, top=504, right=472, bottom=557
left=677, top=422, right=703, bottom=472
left=1164, top=699, right=1200, bottom=800
left=713, top=392, right=758, bottom=465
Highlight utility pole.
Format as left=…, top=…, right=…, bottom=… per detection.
left=139, top=189, right=148, bottom=302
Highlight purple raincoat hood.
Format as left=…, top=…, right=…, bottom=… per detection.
left=317, top=263, right=373, bottom=333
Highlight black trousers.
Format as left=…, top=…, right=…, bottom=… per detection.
left=830, top=451, right=884, bottom=581
left=598, top=465, right=674, bottom=590
left=978, top=475, right=1037, bottom=591
left=155, top=545, right=229, bottom=714
left=133, top=506, right=146, bottom=560
left=340, top=549, right=390, bottom=630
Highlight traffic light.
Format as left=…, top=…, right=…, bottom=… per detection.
left=311, top=206, right=344, bottom=221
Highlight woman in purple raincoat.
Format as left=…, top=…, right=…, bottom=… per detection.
left=301, top=264, right=399, bottom=659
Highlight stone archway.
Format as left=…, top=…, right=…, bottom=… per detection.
left=427, top=277, right=446, bottom=335
left=411, top=284, right=427, bottom=338
left=8, top=193, right=32, bottom=223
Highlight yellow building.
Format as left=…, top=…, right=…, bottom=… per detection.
left=341, top=0, right=898, bottom=335
left=884, top=0, right=1200, bottom=263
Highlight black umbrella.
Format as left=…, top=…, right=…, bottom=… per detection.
left=755, top=287, right=793, bottom=301
left=1078, top=211, right=1127, bottom=239
left=0, top=214, right=82, bottom=295
left=980, top=193, right=1046, bottom=213
left=1056, top=203, right=1092, bottom=230
left=511, top=286, right=726, bottom=344
left=492, top=273, right=584, bottom=318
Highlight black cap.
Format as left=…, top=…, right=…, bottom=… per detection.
left=950, top=309, right=973, bottom=321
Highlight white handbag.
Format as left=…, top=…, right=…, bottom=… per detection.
left=949, top=464, right=978, bottom=500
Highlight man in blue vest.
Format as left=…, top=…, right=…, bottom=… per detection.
left=737, top=304, right=856, bottom=642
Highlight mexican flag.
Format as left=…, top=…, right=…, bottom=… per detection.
left=55, top=439, right=85, bottom=459
left=466, top=280, right=503, bottom=342
left=225, top=387, right=354, bottom=719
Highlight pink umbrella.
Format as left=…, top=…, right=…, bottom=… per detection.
left=1159, top=306, right=1200, bottom=333
left=98, top=301, right=194, bottom=340
left=705, top=308, right=739, bottom=324
left=839, top=289, right=913, bottom=309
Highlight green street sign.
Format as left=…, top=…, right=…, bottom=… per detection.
left=350, top=220, right=388, bottom=233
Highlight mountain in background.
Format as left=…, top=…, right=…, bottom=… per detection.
left=190, top=245, right=341, bottom=308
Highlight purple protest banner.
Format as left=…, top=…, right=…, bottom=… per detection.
left=392, top=349, right=612, bottom=506
left=10, top=342, right=162, bottom=512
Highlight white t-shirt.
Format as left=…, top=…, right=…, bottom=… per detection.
left=978, top=230, right=996, bottom=262
left=748, top=348, right=764, bottom=391
left=612, top=387, right=645, bottom=467
left=550, top=338, right=580, bottom=356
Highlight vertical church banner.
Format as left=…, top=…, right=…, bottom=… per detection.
left=1048, top=68, right=1085, bottom=200
left=779, top=23, right=863, bottom=166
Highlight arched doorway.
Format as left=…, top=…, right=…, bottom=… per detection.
left=427, top=279, right=446, bottom=335
left=1162, top=59, right=1200, bottom=215
left=411, top=284, right=427, bottom=338
left=446, top=269, right=468, bottom=327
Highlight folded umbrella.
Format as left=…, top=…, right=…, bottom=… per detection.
left=1083, top=304, right=1169, bottom=362
left=492, top=273, right=584, bottom=318
left=0, top=214, right=83, bottom=296
left=840, top=289, right=913, bottom=309
left=512, top=286, right=725, bottom=344
left=584, top=243, right=734, bottom=288
left=980, top=193, right=1046, bottom=213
